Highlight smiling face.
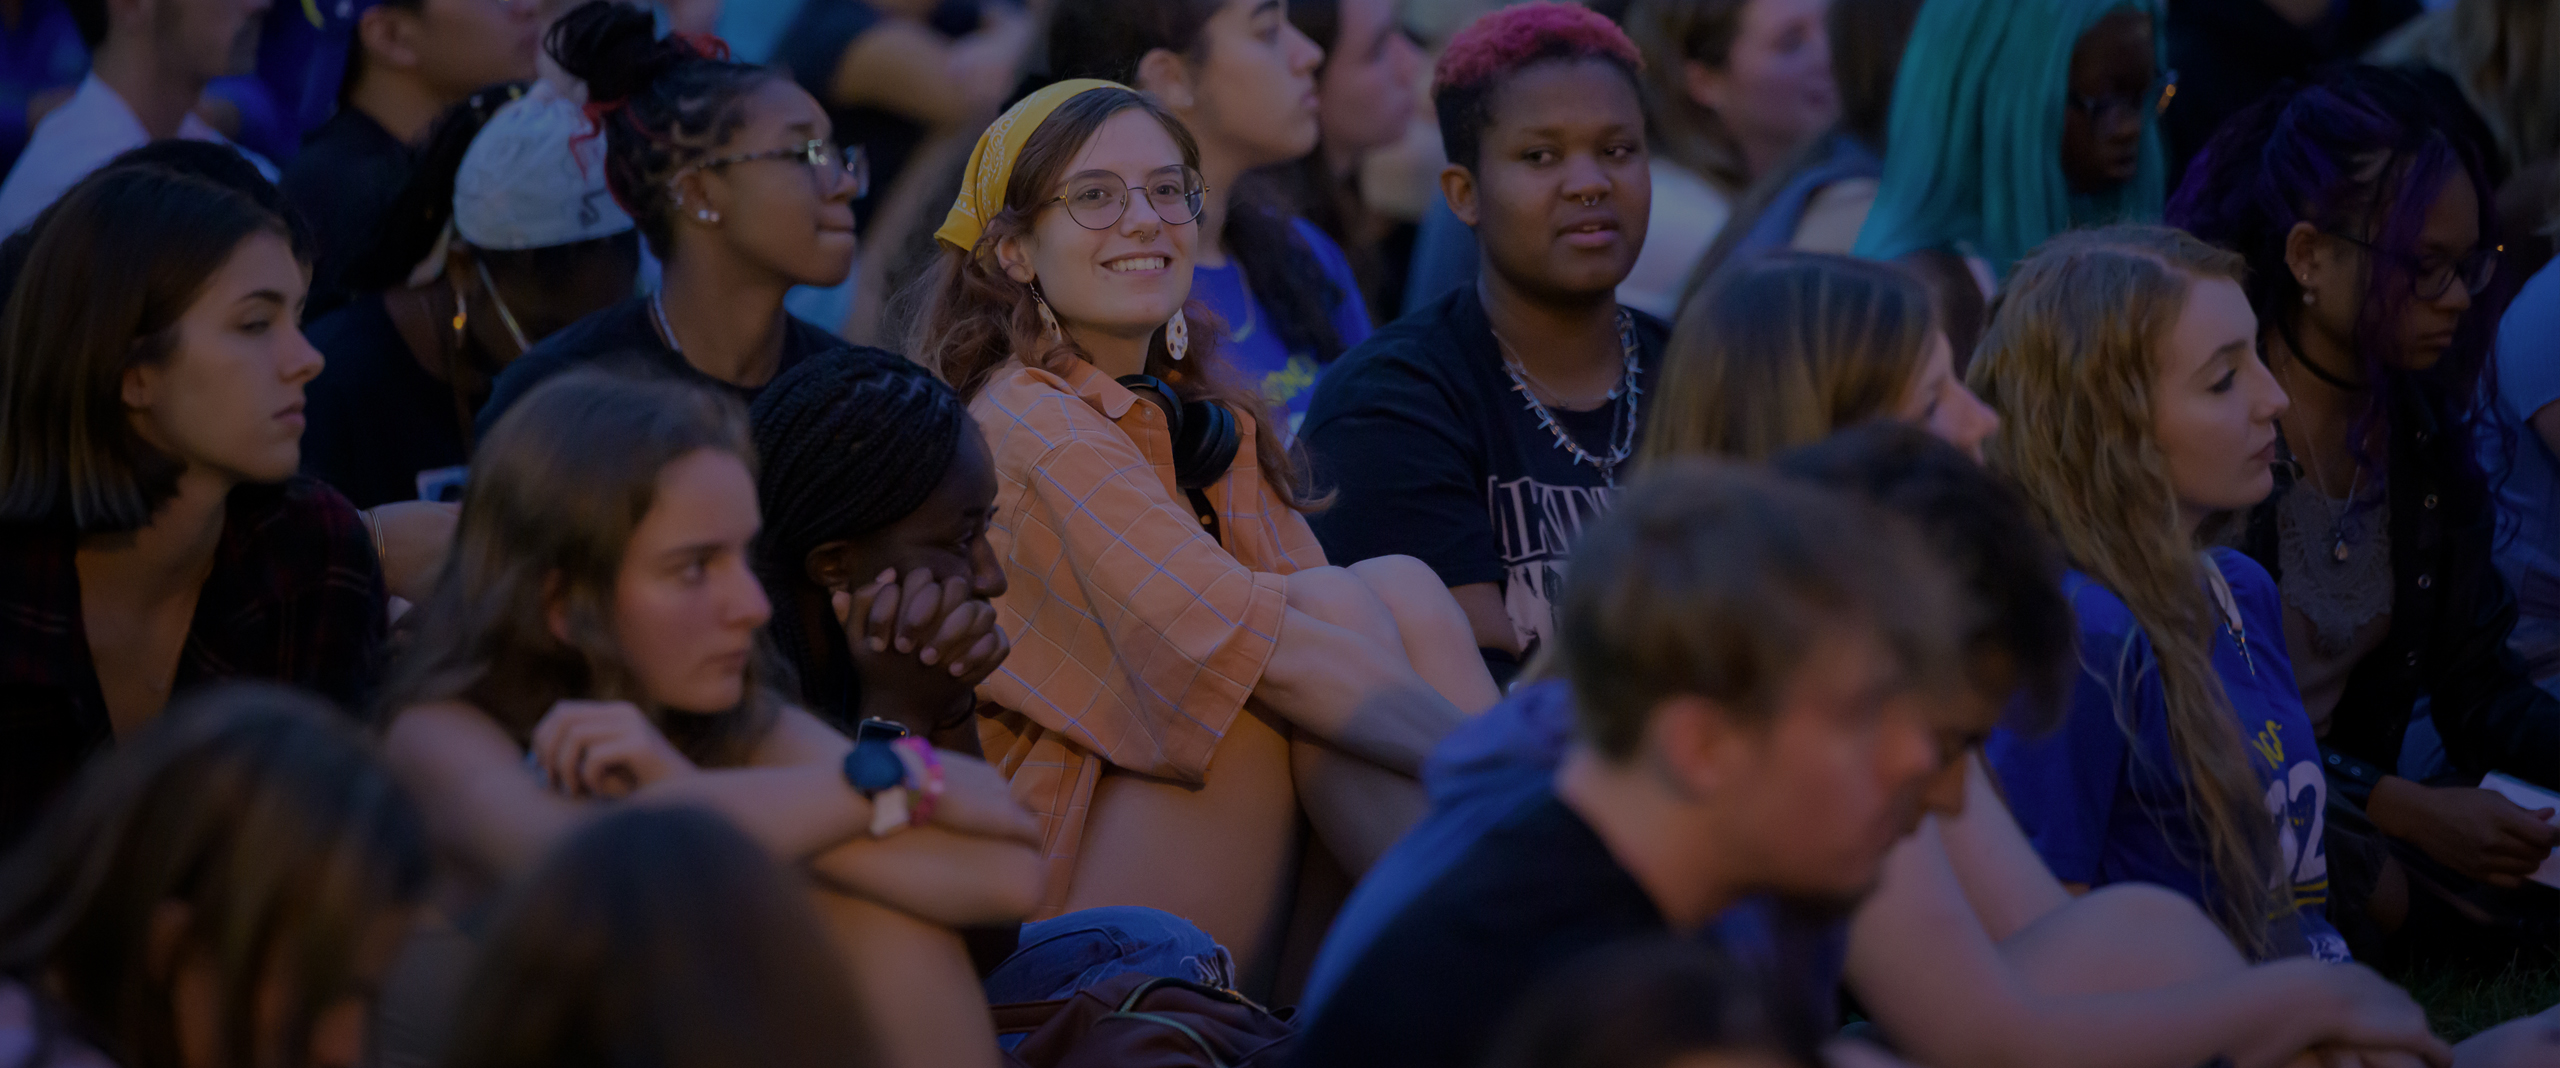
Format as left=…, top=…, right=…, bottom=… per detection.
left=610, top=449, right=773, bottom=715
left=680, top=79, right=861, bottom=288
left=2150, top=276, right=2289, bottom=529
left=122, top=230, right=322, bottom=488
left=2059, top=8, right=2155, bottom=194
left=1000, top=107, right=1200, bottom=359
left=1891, top=331, right=2000, bottom=462
left=1453, top=58, right=1652, bottom=302
left=1314, top=0, right=1423, bottom=161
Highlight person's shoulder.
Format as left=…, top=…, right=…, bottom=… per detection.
left=2207, top=546, right=2283, bottom=619
left=1308, top=295, right=1482, bottom=407
left=2061, top=569, right=2142, bottom=645
left=1289, top=216, right=1357, bottom=276
left=1628, top=305, right=1671, bottom=350
left=489, top=299, right=648, bottom=395
left=236, top=476, right=370, bottom=554
left=967, top=360, right=1122, bottom=461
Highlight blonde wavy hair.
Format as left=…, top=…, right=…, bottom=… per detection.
left=1966, top=224, right=2286, bottom=956
left=1640, top=252, right=1937, bottom=463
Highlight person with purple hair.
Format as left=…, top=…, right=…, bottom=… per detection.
left=2168, top=62, right=2560, bottom=962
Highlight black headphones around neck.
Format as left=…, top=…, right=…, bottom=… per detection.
left=1116, top=374, right=1241, bottom=492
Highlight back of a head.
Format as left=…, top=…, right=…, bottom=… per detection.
left=0, top=684, right=428, bottom=1068
left=1966, top=223, right=2285, bottom=954
left=380, top=368, right=765, bottom=751
left=544, top=1, right=777, bottom=257
left=1643, top=252, right=1936, bottom=463
left=1558, top=458, right=1959, bottom=760
left=1853, top=0, right=2167, bottom=269
left=1624, top=0, right=1753, bottom=190
left=1772, top=423, right=2073, bottom=730
left=1043, top=0, right=1208, bottom=85
left=1481, top=938, right=1817, bottom=1068
left=442, top=806, right=875, bottom=1068
left=1828, top=0, right=1924, bottom=149
left=0, top=140, right=305, bottom=321
left=0, top=167, right=297, bottom=533
left=748, top=348, right=971, bottom=709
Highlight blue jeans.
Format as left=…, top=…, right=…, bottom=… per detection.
left=981, top=906, right=1234, bottom=1005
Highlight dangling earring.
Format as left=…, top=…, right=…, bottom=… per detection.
left=448, top=276, right=469, bottom=344
left=2303, top=289, right=2317, bottom=306
left=1033, top=289, right=1063, bottom=343
left=1165, top=310, right=1188, bottom=362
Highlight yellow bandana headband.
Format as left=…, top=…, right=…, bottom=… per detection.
left=935, top=78, right=1128, bottom=256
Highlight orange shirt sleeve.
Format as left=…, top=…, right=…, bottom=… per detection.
left=974, top=378, right=1291, bottom=785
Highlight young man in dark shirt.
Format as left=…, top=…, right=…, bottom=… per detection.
left=1289, top=458, right=1970, bottom=1068
left=1300, top=3, right=1660, bottom=685
left=280, top=0, right=539, bottom=318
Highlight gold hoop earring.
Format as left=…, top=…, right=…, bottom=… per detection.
left=1165, top=310, right=1188, bottom=362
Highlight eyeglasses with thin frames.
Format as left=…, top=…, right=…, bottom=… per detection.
left=2067, top=69, right=2178, bottom=126
left=670, top=139, right=870, bottom=199
left=2323, top=231, right=2498, bottom=301
left=1049, top=166, right=1208, bottom=230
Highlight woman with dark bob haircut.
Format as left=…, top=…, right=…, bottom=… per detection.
left=0, top=165, right=386, bottom=852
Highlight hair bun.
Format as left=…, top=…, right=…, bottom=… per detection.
left=545, top=1, right=690, bottom=104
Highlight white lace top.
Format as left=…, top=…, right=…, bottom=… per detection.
left=2274, top=474, right=2394, bottom=734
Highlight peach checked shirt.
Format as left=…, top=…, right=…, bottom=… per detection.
left=970, top=356, right=1325, bottom=916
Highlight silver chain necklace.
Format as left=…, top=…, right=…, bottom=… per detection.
left=1492, top=308, right=1644, bottom=487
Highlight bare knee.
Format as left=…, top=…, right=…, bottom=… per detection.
left=1345, top=556, right=1469, bottom=631
left=1286, top=565, right=1402, bottom=640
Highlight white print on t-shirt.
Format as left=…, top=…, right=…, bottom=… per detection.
left=2254, top=719, right=2348, bottom=960
left=1486, top=474, right=1616, bottom=656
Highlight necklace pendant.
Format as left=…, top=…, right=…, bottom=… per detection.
left=2331, top=538, right=2350, bottom=563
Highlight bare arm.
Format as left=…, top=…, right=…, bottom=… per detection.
left=1933, top=754, right=2074, bottom=940
left=383, top=702, right=592, bottom=881
left=825, top=11, right=1030, bottom=130
left=1253, top=600, right=1468, bottom=777
left=1847, top=822, right=2449, bottom=1068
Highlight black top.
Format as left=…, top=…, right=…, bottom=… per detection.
left=1288, top=794, right=1669, bottom=1068
left=2163, top=0, right=2419, bottom=178
left=302, top=294, right=479, bottom=508
left=2240, top=384, right=2560, bottom=798
left=0, top=478, right=386, bottom=851
left=280, top=108, right=415, bottom=322
left=1300, top=287, right=1668, bottom=678
left=476, top=298, right=855, bottom=435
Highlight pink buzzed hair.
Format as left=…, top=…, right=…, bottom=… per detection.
left=1433, top=2, right=1642, bottom=97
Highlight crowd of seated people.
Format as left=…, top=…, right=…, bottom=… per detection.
left=1, top=0, right=2557, bottom=1067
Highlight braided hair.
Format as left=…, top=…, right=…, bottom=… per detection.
left=546, top=1, right=776, bottom=257
left=748, top=348, right=973, bottom=721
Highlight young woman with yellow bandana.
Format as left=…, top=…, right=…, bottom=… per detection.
left=908, top=80, right=1497, bottom=974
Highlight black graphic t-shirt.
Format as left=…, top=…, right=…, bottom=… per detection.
left=1301, top=286, right=1667, bottom=675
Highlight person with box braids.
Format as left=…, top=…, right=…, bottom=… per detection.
left=911, top=80, right=1497, bottom=974
left=749, top=346, right=1008, bottom=747
left=474, top=0, right=877, bottom=433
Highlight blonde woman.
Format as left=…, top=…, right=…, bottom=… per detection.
left=1639, top=251, right=1995, bottom=463
left=1964, top=224, right=2343, bottom=963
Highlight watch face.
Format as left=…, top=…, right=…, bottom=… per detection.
left=846, top=741, right=908, bottom=794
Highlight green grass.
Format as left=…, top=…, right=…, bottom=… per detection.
left=2387, top=956, right=2560, bottom=1041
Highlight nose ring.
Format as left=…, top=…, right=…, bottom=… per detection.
left=1580, top=195, right=1598, bottom=207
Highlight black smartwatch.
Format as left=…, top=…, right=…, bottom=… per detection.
left=842, top=718, right=911, bottom=798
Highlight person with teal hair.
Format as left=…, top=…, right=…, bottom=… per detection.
left=1851, top=0, right=2171, bottom=354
